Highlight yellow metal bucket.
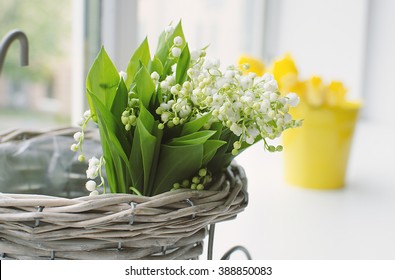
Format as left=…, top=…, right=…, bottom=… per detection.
left=282, top=102, right=360, bottom=189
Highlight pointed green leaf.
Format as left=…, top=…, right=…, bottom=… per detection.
left=148, top=56, right=164, bottom=76
left=136, top=119, right=157, bottom=194
left=202, top=140, right=226, bottom=166
left=125, top=37, right=151, bottom=88
left=86, top=47, right=120, bottom=122
left=99, top=136, right=117, bottom=193
left=155, top=21, right=186, bottom=65
left=94, top=101, right=132, bottom=194
left=208, top=121, right=223, bottom=140
left=135, top=65, right=156, bottom=109
left=153, top=144, right=203, bottom=195
left=176, top=43, right=190, bottom=84
left=110, top=78, right=128, bottom=121
left=180, top=112, right=212, bottom=136
left=88, top=92, right=131, bottom=158
left=138, top=105, right=155, bottom=132
left=146, top=122, right=163, bottom=196
left=168, top=130, right=216, bottom=146
left=135, top=105, right=163, bottom=195
left=129, top=125, right=144, bottom=193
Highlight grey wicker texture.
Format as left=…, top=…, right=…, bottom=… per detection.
left=0, top=128, right=248, bottom=260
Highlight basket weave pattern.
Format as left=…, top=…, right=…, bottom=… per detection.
left=0, top=128, right=248, bottom=260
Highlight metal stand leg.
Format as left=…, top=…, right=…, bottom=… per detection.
left=207, top=224, right=216, bottom=260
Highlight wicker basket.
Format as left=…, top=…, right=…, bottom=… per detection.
left=0, top=128, right=248, bottom=260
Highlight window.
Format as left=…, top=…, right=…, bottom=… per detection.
left=0, top=0, right=73, bottom=131
left=137, top=0, right=265, bottom=67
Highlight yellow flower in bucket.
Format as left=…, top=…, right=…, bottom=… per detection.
left=278, top=67, right=362, bottom=190
left=271, top=53, right=298, bottom=92
left=270, top=54, right=307, bottom=103
left=326, top=80, right=347, bottom=107
left=305, top=76, right=326, bottom=107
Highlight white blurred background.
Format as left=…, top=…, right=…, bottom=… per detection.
left=2, top=0, right=394, bottom=129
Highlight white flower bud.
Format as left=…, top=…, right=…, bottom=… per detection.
left=212, top=58, right=220, bottom=68
left=161, top=112, right=171, bottom=122
left=284, top=113, right=292, bottom=123
left=88, top=157, right=100, bottom=168
left=262, top=73, right=274, bottom=82
left=248, top=72, right=257, bottom=79
left=260, top=99, right=270, bottom=111
left=240, top=76, right=252, bottom=89
left=77, top=118, right=85, bottom=127
left=224, top=70, right=235, bottom=79
left=230, top=123, right=243, bottom=136
left=270, top=92, right=279, bottom=102
left=233, top=141, right=242, bottom=150
left=70, top=143, right=79, bottom=152
left=171, top=63, right=177, bottom=73
left=73, top=132, right=82, bottom=142
left=160, top=102, right=171, bottom=110
left=246, top=135, right=255, bottom=145
left=78, top=154, right=85, bottom=162
left=286, top=92, right=300, bottom=107
left=203, top=60, right=213, bottom=70
left=160, top=81, right=169, bottom=90
left=89, top=190, right=99, bottom=196
left=86, top=167, right=98, bottom=179
left=151, top=71, right=160, bottom=81
left=171, top=47, right=182, bottom=57
left=173, top=36, right=183, bottom=46
left=171, top=86, right=179, bottom=95
left=85, top=180, right=97, bottom=191
left=83, top=110, right=91, bottom=119
left=165, top=25, right=175, bottom=34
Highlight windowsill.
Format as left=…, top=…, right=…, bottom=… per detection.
left=208, top=120, right=395, bottom=260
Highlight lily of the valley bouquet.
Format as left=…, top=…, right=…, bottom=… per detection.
left=72, top=22, right=301, bottom=196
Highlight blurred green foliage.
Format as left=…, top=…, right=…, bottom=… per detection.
left=0, top=0, right=71, bottom=81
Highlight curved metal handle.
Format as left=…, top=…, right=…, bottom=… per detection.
left=0, top=29, right=29, bottom=74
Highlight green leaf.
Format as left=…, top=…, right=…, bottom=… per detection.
left=153, top=144, right=203, bottom=195
left=88, top=92, right=131, bottom=160
left=99, top=136, right=117, bottom=193
left=136, top=119, right=157, bottom=194
left=202, top=140, right=226, bottom=166
left=129, top=106, right=163, bottom=194
left=99, top=130, right=128, bottom=194
left=180, top=112, right=212, bottom=136
left=137, top=105, right=163, bottom=195
left=168, top=130, right=216, bottom=146
left=93, top=97, right=133, bottom=194
left=110, top=78, right=128, bottom=122
left=125, top=37, right=151, bottom=88
left=207, top=128, right=239, bottom=174
left=209, top=121, right=223, bottom=140
left=155, top=21, right=186, bottom=65
left=134, top=65, right=156, bottom=109
left=148, top=56, right=164, bottom=76
left=86, top=47, right=120, bottom=122
left=176, top=44, right=190, bottom=84
left=138, top=104, right=155, bottom=132
left=146, top=122, right=163, bottom=196
left=129, top=126, right=144, bottom=193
